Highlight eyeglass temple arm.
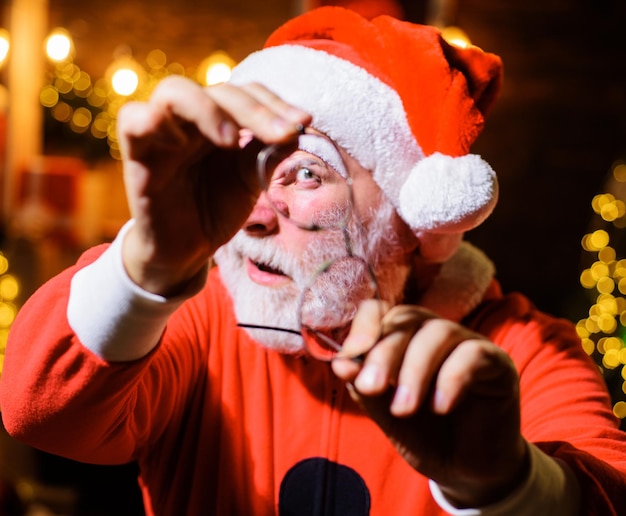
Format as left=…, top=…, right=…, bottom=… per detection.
left=237, top=323, right=302, bottom=336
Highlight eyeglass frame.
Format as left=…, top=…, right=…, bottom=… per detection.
left=237, top=126, right=381, bottom=361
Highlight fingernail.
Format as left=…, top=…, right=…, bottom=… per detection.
left=391, top=384, right=413, bottom=414
left=220, top=120, right=238, bottom=145
left=286, top=107, right=310, bottom=123
left=272, top=117, right=296, bottom=137
left=433, top=389, right=449, bottom=414
left=355, top=364, right=382, bottom=392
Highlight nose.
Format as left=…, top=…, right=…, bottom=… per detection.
left=243, top=193, right=279, bottom=236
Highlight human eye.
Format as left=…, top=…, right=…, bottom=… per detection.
left=289, top=157, right=332, bottom=188
left=295, top=166, right=320, bottom=184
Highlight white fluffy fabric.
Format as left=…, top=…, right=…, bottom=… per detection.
left=398, top=152, right=498, bottom=232
left=230, top=45, right=498, bottom=262
left=230, top=44, right=422, bottom=215
left=419, top=241, right=495, bottom=322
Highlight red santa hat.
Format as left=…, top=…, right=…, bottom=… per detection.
left=229, top=6, right=503, bottom=262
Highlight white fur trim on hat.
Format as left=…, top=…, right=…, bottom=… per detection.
left=230, top=44, right=422, bottom=205
left=230, top=44, right=497, bottom=262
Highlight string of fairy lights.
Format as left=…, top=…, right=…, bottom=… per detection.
left=0, top=27, right=237, bottom=376
left=31, top=28, right=237, bottom=161
left=577, top=161, right=626, bottom=422
left=0, top=253, right=18, bottom=375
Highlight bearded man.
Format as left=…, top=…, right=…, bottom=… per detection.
left=2, top=7, right=625, bottom=516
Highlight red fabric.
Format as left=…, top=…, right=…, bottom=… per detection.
left=1, top=246, right=626, bottom=515
left=313, top=0, right=405, bottom=20
left=264, top=7, right=503, bottom=157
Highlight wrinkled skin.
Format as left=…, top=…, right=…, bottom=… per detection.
left=117, top=75, right=528, bottom=509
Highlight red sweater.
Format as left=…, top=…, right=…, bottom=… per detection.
left=1, top=246, right=626, bottom=515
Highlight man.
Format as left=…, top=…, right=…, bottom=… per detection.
left=1, top=6, right=625, bottom=515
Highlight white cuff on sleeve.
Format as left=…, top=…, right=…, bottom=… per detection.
left=67, top=220, right=206, bottom=361
left=429, top=442, right=580, bottom=516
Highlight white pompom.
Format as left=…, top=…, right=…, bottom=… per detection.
left=397, top=152, right=498, bottom=233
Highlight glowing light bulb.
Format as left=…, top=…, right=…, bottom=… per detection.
left=206, top=63, right=232, bottom=85
left=46, top=29, right=73, bottom=62
left=198, top=51, right=236, bottom=86
left=112, top=68, right=139, bottom=96
left=0, top=29, right=9, bottom=66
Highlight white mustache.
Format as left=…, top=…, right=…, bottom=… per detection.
left=225, top=228, right=349, bottom=288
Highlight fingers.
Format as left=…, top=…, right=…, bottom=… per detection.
left=432, top=339, right=518, bottom=414
left=390, top=317, right=479, bottom=416
left=234, top=82, right=312, bottom=136
left=333, top=303, right=437, bottom=390
left=332, top=303, right=435, bottom=398
left=143, top=76, right=310, bottom=147
left=353, top=305, right=434, bottom=396
left=332, top=300, right=386, bottom=380
left=333, top=302, right=517, bottom=419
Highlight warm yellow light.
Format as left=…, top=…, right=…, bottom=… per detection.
left=613, top=163, right=626, bottom=182
left=598, top=295, right=618, bottom=315
left=74, top=71, right=92, bottom=96
left=590, top=230, right=610, bottom=250
left=198, top=51, right=236, bottom=86
left=0, top=302, right=15, bottom=328
left=46, top=28, right=73, bottom=62
left=52, top=102, right=72, bottom=123
left=440, top=26, right=471, bottom=48
left=599, top=246, right=617, bottom=263
left=581, top=234, right=594, bottom=252
left=580, top=269, right=596, bottom=289
left=206, top=63, right=232, bottom=85
left=581, top=339, right=596, bottom=355
left=91, top=113, right=110, bottom=139
left=112, top=68, right=139, bottom=96
left=70, top=107, right=92, bottom=133
left=146, top=49, right=167, bottom=70
left=614, top=400, right=626, bottom=419
left=0, top=29, right=9, bottom=66
left=598, top=313, right=617, bottom=333
left=585, top=317, right=600, bottom=333
left=604, top=336, right=622, bottom=351
left=40, top=85, right=59, bottom=108
left=581, top=337, right=595, bottom=355
left=0, top=275, right=18, bottom=301
left=591, top=261, right=610, bottom=280
left=576, top=322, right=590, bottom=339
left=592, top=193, right=615, bottom=214
left=601, top=202, right=620, bottom=221
left=597, top=277, right=615, bottom=294
left=604, top=348, right=621, bottom=368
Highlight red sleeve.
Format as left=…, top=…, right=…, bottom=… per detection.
left=469, top=291, right=626, bottom=515
left=0, top=245, right=208, bottom=466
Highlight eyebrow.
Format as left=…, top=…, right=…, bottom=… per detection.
left=297, top=133, right=348, bottom=178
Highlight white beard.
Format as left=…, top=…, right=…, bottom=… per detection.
left=214, top=198, right=411, bottom=354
